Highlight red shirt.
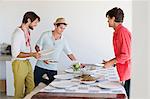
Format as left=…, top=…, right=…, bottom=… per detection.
left=113, top=24, right=131, bottom=81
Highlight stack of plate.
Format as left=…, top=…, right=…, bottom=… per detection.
left=38, top=48, right=56, bottom=61
left=54, top=74, right=75, bottom=80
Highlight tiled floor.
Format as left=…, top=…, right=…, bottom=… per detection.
left=0, top=92, right=13, bottom=99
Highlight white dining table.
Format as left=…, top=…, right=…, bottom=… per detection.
left=25, top=65, right=127, bottom=99
left=40, top=66, right=126, bottom=94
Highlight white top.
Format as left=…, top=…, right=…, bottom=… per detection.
left=36, top=31, right=72, bottom=70
left=11, top=27, right=31, bottom=60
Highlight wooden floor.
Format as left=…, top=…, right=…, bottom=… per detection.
left=0, top=92, right=13, bottom=99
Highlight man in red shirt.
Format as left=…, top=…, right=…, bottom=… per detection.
left=103, top=7, right=131, bottom=98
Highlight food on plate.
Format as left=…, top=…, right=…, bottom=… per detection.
left=81, top=74, right=96, bottom=81
left=72, top=62, right=80, bottom=71
left=80, top=74, right=90, bottom=78
left=89, top=66, right=96, bottom=70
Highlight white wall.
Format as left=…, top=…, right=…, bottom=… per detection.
left=148, top=1, right=150, bottom=98
left=148, top=0, right=150, bottom=98
left=131, top=0, right=149, bottom=99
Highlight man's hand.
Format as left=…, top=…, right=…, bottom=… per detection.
left=80, top=63, right=86, bottom=68
left=102, top=59, right=115, bottom=68
left=31, top=52, right=41, bottom=59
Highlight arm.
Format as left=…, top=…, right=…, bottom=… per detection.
left=17, top=44, right=41, bottom=59
left=67, top=54, right=77, bottom=61
left=35, top=45, right=49, bottom=63
left=35, top=35, right=49, bottom=64
left=103, top=58, right=116, bottom=68
left=103, top=29, right=131, bottom=68
left=63, top=39, right=77, bottom=61
left=35, top=32, right=45, bottom=52
left=11, top=32, right=40, bottom=59
left=116, top=30, right=131, bottom=64
left=67, top=54, right=86, bottom=68
left=17, top=52, right=40, bottom=59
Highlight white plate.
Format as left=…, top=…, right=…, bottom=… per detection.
left=65, top=68, right=80, bottom=74
left=80, top=80, right=96, bottom=84
left=39, top=59, right=58, bottom=64
left=46, top=60, right=58, bottom=64
left=39, top=48, right=55, bottom=56
left=97, top=81, right=121, bottom=89
left=54, top=74, right=74, bottom=80
left=91, top=74, right=105, bottom=80
left=94, top=63, right=104, bottom=67
left=50, top=80, right=78, bottom=89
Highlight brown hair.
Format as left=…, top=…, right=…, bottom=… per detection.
left=22, top=11, right=40, bottom=23
left=106, top=7, right=124, bottom=22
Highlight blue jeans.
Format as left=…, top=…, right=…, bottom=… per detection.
left=34, top=66, right=57, bottom=86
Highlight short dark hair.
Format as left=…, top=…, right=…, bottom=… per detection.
left=106, top=7, right=124, bottom=22
left=22, top=11, right=40, bottom=23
